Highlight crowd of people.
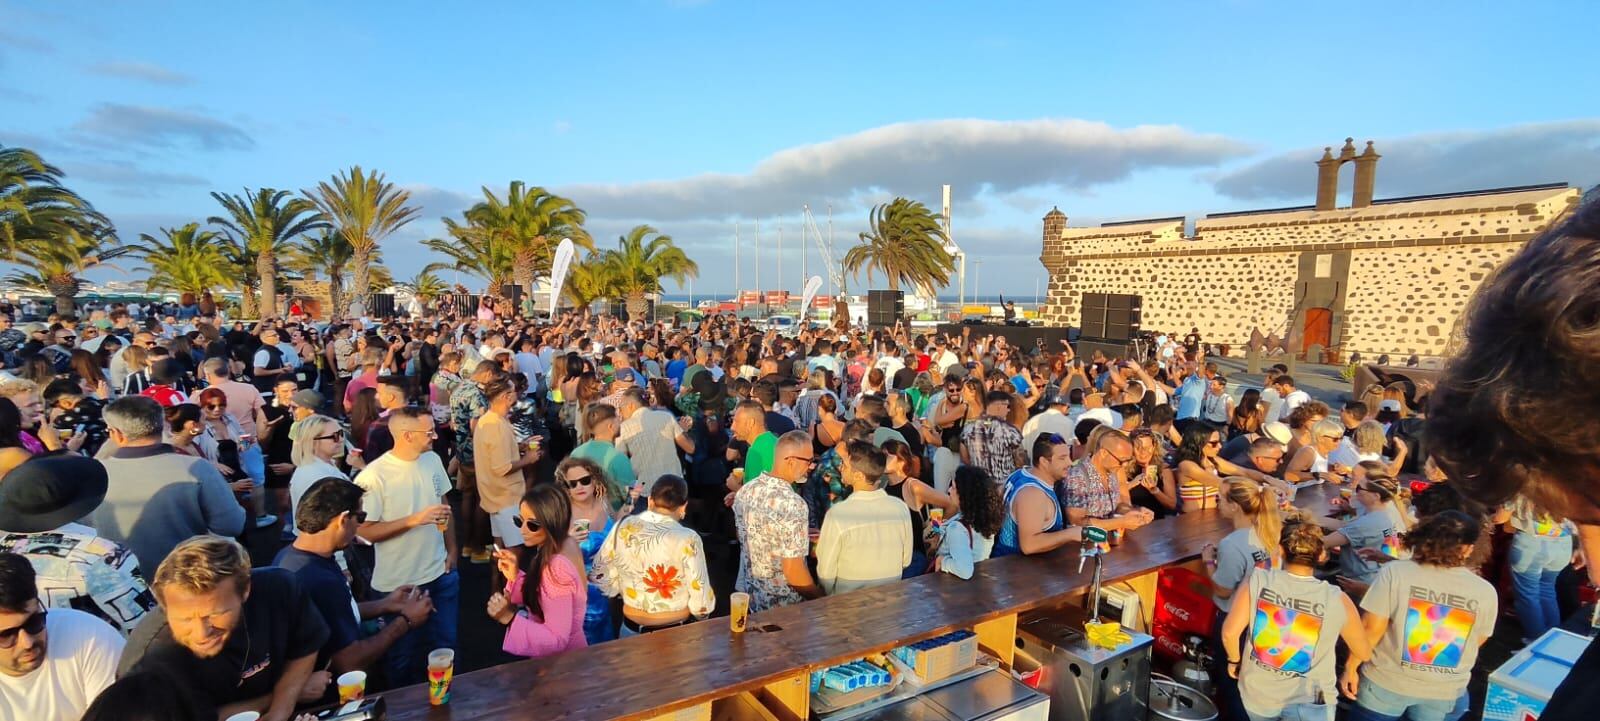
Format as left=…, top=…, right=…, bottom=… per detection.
left=1, top=198, right=1599, bottom=721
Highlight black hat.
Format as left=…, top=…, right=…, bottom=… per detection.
left=0, top=454, right=109, bottom=533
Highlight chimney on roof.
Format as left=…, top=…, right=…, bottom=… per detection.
left=1315, top=146, right=1340, bottom=211
left=1353, top=141, right=1380, bottom=208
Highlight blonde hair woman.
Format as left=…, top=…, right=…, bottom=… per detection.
left=287, top=414, right=348, bottom=528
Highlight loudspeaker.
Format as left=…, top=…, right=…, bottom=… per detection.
left=445, top=293, right=479, bottom=317
left=607, top=300, right=654, bottom=322
left=500, top=284, right=524, bottom=309
left=367, top=293, right=396, bottom=319
left=1076, top=338, right=1134, bottom=361
left=867, top=289, right=905, bottom=326
left=1080, top=293, right=1142, bottom=341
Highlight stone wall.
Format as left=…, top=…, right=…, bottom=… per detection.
left=1038, top=185, right=1581, bottom=359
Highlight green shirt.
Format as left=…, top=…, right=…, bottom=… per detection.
left=744, top=432, right=778, bottom=479
left=571, top=439, right=635, bottom=508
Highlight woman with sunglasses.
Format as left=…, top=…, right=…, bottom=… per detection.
left=1285, top=418, right=1351, bottom=485
left=569, top=403, right=635, bottom=508
left=287, top=415, right=349, bottom=530
left=1319, top=473, right=1414, bottom=590
left=558, top=457, right=622, bottom=645
left=488, top=484, right=587, bottom=659
left=1175, top=424, right=1283, bottom=512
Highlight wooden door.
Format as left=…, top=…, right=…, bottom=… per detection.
left=1302, top=307, right=1332, bottom=353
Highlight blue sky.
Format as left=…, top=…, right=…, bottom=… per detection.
left=4, top=0, right=1598, bottom=296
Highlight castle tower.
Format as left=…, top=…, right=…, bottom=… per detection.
left=1352, top=141, right=1381, bottom=208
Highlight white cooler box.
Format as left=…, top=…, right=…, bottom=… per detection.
left=1484, top=628, right=1589, bottom=721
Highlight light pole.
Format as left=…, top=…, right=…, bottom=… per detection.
left=972, top=260, right=983, bottom=306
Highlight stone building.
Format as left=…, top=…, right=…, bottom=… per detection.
left=1037, top=138, right=1583, bottom=360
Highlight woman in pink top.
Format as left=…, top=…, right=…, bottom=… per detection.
left=488, top=483, right=588, bottom=658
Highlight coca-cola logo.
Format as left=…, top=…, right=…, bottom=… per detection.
left=1162, top=601, right=1192, bottom=622
left=1156, top=634, right=1185, bottom=656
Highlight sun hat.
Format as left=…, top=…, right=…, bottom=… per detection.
left=0, top=455, right=109, bottom=533
left=1260, top=421, right=1292, bottom=446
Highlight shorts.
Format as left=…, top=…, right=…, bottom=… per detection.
left=488, top=506, right=525, bottom=548
left=456, top=464, right=477, bottom=493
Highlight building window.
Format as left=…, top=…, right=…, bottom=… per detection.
left=1314, top=254, right=1333, bottom=278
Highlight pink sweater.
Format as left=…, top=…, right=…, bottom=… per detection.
left=502, top=555, right=588, bottom=659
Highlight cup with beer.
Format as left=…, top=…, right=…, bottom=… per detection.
left=433, top=505, right=449, bottom=533
left=427, top=648, right=455, bottom=705
left=729, top=592, right=750, bottom=633
left=337, top=670, right=367, bottom=703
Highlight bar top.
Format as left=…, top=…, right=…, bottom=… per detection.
left=385, top=484, right=1343, bottom=721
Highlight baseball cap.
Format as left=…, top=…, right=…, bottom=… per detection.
left=291, top=389, right=325, bottom=409
left=1378, top=399, right=1402, bottom=412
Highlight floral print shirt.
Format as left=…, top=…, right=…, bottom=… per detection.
left=590, top=510, right=714, bottom=617
left=1060, top=457, right=1121, bottom=519
left=449, top=380, right=488, bottom=464
left=961, top=416, right=1024, bottom=485
left=732, top=473, right=810, bottom=612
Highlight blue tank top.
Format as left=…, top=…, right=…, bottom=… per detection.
left=994, top=468, right=1062, bottom=557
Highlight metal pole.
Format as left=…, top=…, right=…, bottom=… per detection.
left=755, top=219, right=761, bottom=307
left=734, top=222, right=740, bottom=298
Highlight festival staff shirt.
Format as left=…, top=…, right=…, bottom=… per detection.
left=1239, top=569, right=1345, bottom=716
left=1338, top=503, right=1407, bottom=583
left=1359, top=560, right=1497, bottom=700
left=122, top=569, right=330, bottom=715
left=1213, top=528, right=1274, bottom=611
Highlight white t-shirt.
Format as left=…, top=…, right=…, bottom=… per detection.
left=355, top=451, right=452, bottom=591
left=1277, top=390, right=1311, bottom=422
left=0, top=608, right=123, bottom=721
left=289, top=459, right=351, bottom=535
left=514, top=352, right=545, bottom=390
left=617, top=408, right=684, bottom=488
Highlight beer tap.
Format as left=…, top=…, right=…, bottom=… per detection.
left=1079, top=526, right=1108, bottom=619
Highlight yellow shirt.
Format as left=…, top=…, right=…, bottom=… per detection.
left=473, top=410, right=524, bottom=513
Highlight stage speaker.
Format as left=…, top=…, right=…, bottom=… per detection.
left=444, top=293, right=479, bottom=317
left=867, top=289, right=905, bottom=326
left=607, top=300, right=654, bottom=322
left=1080, top=293, right=1110, bottom=338
left=499, top=284, right=524, bottom=310
left=1082, top=293, right=1143, bottom=341
left=367, top=293, right=396, bottom=319
left=1076, top=338, right=1134, bottom=361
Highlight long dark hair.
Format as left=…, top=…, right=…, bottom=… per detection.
left=0, top=398, right=25, bottom=450
left=1174, top=422, right=1218, bottom=467
left=953, top=465, right=1004, bottom=538
left=516, top=483, right=572, bottom=622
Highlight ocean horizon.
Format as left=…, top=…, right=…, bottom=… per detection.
left=659, top=293, right=1044, bottom=305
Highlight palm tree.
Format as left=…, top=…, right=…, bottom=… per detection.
left=562, top=252, right=612, bottom=309
left=842, top=197, right=955, bottom=293
left=397, top=270, right=449, bottom=304
left=422, top=217, right=516, bottom=298
left=304, top=166, right=419, bottom=316
left=0, top=145, right=109, bottom=259
left=209, top=188, right=325, bottom=317
left=599, top=225, right=698, bottom=319
left=455, top=182, right=591, bottom=297
left=6, top=225, right=136, bottom=316
left=137, top=223, right=231, bottom=297
left=285, top=230, right=353, bottom=317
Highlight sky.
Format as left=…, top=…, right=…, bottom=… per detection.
left=3, top=0, right=1598, bottom=297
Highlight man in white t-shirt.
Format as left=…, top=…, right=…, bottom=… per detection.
left=1022, top=391, right=1076, bottom=450
left=353, top=408, right=457, bottom=685
left=0, top=552, right=123, bottom=721
left=615, top=389, right=695, bottom=489
left=1273, top=375, right=1311, bottom=422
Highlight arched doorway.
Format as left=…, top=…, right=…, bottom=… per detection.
left=1302, top=307, right=1332, bottom=354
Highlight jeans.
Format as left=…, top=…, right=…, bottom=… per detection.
left=1509, top=531, right=1572, bottom=639
left=239, top=442, right=267, bottom=519
left=1246, top=702, right=1334, bottom=721
left=1351, top=678, right=1469, bottom=721
left=382, top=569, right=460, bottom=686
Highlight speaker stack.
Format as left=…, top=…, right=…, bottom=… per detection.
left=367, top=293, right=396, bottom=319
left=500, top=284, right=524, bottom=310
left=1077, top=293, right=1143, bottom=358
left=866, top=289, right=905, bottom=327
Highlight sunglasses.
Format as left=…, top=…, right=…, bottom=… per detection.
left=784, top=454, right=818, bottom=468
left=346, top=510, right=369, bottom=524
left=511, top=516, right=544, bottom=532
left=315, top=433, right=343, bottom=441
left=0, top=609, right=46, bottom=649
left=205, top=403, right=227, bottom=411
left=563, top=474, right=593, bottom=489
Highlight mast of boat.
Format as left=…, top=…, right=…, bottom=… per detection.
left=733, top=222, right=740, bottom=300
left=827, top=204, right=835, bottom=295
left=777, top=226, right=783, bottom=297
left=754, top=219, right=761, bottom=302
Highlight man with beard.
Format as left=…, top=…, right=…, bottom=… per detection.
left=0, top=552, right=124, bottom=721
left=120, top=536, right=329, bottom=721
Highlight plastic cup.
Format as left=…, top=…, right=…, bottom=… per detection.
left=928, top=508, right=944, bottom=526
left=337, top=670, right=367, bottom=703
left=574, top=518, right=591, bottom=534
left=433, top=509, right=449, bottom=533
left=730, top=592, right=750, bottom=633
left=427, top=648, right=455, bottom=705
left=224, top=714, right=260, bottom=721
left=732, top=468, right=746, bottom=485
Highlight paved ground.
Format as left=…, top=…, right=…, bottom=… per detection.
left=1211, top=356, right=1354, bottom=406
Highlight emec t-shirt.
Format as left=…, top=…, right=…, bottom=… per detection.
left=1213, top=528, right=1274, bottom=610
left=1359, top=560, right=1497, bottom=700
left=1239, top=569, right=1345, bottom=716
left=1338, top=503, right=1406, bottom=583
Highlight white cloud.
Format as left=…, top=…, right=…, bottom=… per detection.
left=63, top=161, right=209, bottom=198
left=1212, top=119, right=1600, bottom=201
left=557, top=118, right=1254, bottom=222
left=72, top=103, right=254, bottom=152
left=86, top=60, right=196, bottom=86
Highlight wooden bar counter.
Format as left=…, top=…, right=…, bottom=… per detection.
left=385, top=484, right=1344, bottom=721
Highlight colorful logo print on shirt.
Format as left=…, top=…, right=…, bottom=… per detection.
left=1402, top=597, right=1476, bottom=668
left=1251, top=596, right=1323, bottom=675
left=1379, top=534, right=1402, bottom=559
left=1534, top=517, right=1566, bottom=537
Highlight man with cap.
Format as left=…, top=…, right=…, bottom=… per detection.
left=0, top=455, right=155, bottom=636
left=1218, top=419, right=1292, bottom=464
left=1021, top=389, right=1075, bottom=450
left=0, top=550, right=126, bottom=721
